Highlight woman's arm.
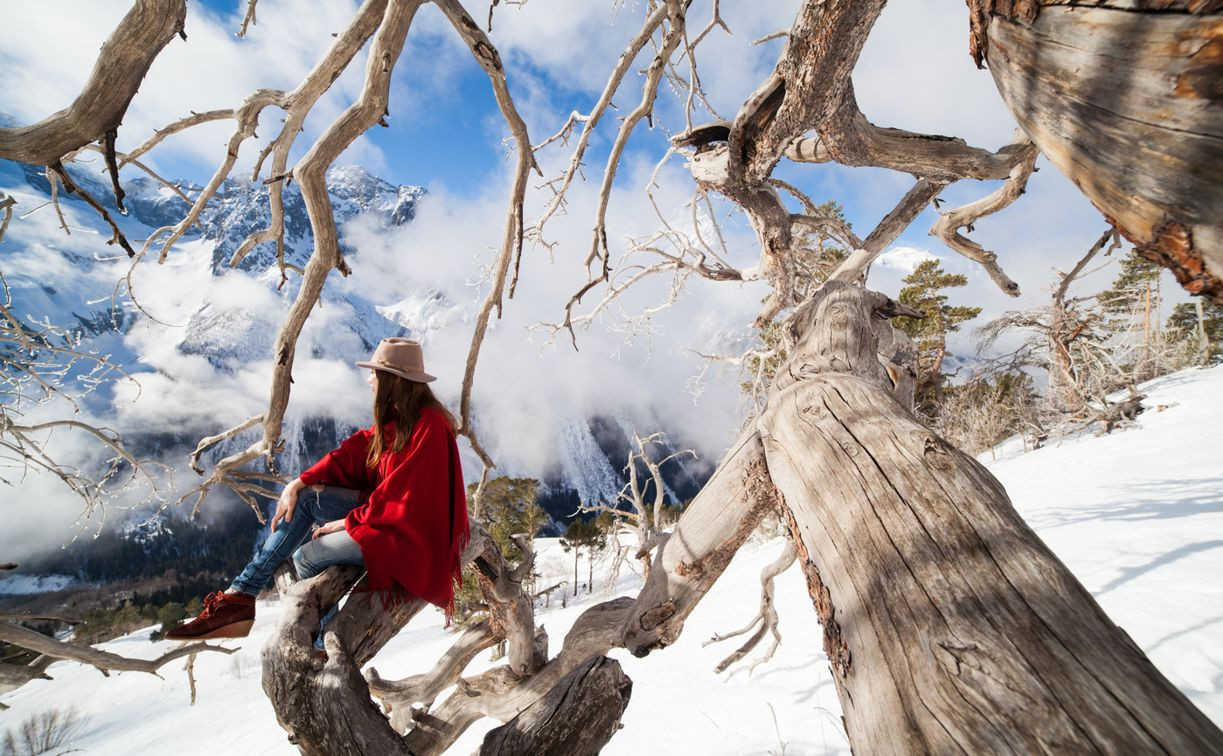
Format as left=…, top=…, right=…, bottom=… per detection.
left=311, top=519, right=346, bottom=540
left=270, top=477, right=308, bottom=531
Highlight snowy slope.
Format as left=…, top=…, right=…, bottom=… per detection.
left=2, top=367, right=1221, bottom=753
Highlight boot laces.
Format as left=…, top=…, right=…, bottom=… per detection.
left=200, top=590, right=227, bottom=617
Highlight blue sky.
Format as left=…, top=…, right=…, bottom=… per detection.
left=2, top=0, right=1171, bottom=393
left=3, top=1, right=1188, bottom=410
left=180, top=0, right=678, bottom=200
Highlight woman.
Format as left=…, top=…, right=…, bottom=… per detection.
left=166, top=338, right=469, bottom=641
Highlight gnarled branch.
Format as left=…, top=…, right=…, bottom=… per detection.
left=0, top=0, right=187, bottom=165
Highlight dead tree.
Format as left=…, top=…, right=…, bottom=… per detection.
left=976, top=233, right=1115, bottom=418
left=978, top=231, right=1161, bottom=434
left=579, top=430, right=694, bottom=581
left=1, top=0, right=1222, bottom=754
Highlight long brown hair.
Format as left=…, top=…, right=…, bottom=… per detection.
left=366, top=370, right=457, bottom=467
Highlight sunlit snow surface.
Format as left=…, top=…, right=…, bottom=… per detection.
left=0, top=575, right=75, bottom=595
left=2, top=367, right=1220, bottom=754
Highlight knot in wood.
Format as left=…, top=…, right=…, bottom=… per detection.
left=933, top=639, right=982, bottom=679
left=674, top=560, right=704, bottom=579
left=639, top=601, right=676, bottom=632
left=921, top=435, right=955, bottom=471
left=800, top=403, right=823, bottom=418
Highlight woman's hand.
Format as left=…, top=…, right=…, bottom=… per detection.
left=271, top=478, right=306, bottom=532
left=312, top=519, right=346, bottom=540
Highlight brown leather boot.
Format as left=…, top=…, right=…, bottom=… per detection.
left=165, top=590, right=255, bottom=640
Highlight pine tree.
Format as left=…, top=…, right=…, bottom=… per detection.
left=892, top=259, right=982, bottom=416
left=454, top=477, right=547, bottom=624
left=156, top=601, right=186, bottom=632
left=467, top=477, right=546, bottom=561
left=1166, top=299, right=1223, bottom=366
left=560, top=518, right=606, bottom=596
left=1098, top=250, right=1162, bottom=317
left=1098, top=249, right=1165, bottom=380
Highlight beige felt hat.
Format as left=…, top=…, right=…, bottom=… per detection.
left=356, top=338, right=436, bottom=383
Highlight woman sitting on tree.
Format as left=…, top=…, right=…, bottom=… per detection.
left=166, top=338, right=469, bottom=643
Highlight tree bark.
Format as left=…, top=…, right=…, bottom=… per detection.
left=979, top=3, right=1223, bottom=303
left=0, top=0, right=187, bottom=166
left=479, top=655, right=632, bottom=756
left=758, top=281, right=1223, bottom=753
left=261, top=567, right=417, bottom=756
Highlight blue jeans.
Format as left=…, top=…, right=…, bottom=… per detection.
left=229, top=486, right=366, bottom=596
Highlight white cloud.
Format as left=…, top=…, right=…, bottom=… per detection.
left=334, top=149, right=764, bottom=476
left=877, top=245, right=939, bottom=274
left=854, top=2, right=1020, bottom=149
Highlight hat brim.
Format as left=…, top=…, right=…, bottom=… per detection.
left=356, top=361, right=436, bottom=383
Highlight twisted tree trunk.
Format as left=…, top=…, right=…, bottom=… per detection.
left=262, top=566, right=423, bottom=756
left=479, top=655, right=632, bottom=756
left=758, top=281, right=1223, bottom=752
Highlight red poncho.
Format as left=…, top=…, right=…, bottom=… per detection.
left=298, top=407, right=469, bottom=616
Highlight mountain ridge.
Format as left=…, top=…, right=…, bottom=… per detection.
left=0, top=155, right=711, bottom=572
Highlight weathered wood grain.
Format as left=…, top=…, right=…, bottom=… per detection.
left=986, top=7, right=1223, bottom=301
left=262, top=566, right=415, bottom=756
left=479, top=656, right=632, bottom=756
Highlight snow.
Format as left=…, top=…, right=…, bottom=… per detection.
left=875, top=245, right=938, bottom=274
left=2, top=367, right=1221, bottom=753
left=0, top=574, right=75, bottom=595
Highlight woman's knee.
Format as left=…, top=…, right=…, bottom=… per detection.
left=292, top=545, right=317, bottom=579
left=294, top=487, right=321, bottom=520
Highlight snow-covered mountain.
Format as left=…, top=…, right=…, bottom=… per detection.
left=0, top=155, right=708, bottom=542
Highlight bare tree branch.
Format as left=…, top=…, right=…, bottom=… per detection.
left=238, top=0, right=260, bottom=37
left=49, top=162, right=134, bottom=256
left=367, top=620, right=496, bottom=725
left=231, top=0, right=392, bottom=282
left=705, top=538, right=796, bottom=674
left=0, top=0, right=188, bottom=165
left=433, top=0, right=540, bottom=476
left=929, top=132, right=1038, bottom=296
left=0, top=620, right=233, bottom=678
left=0, top=192, right=14, bottom=243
